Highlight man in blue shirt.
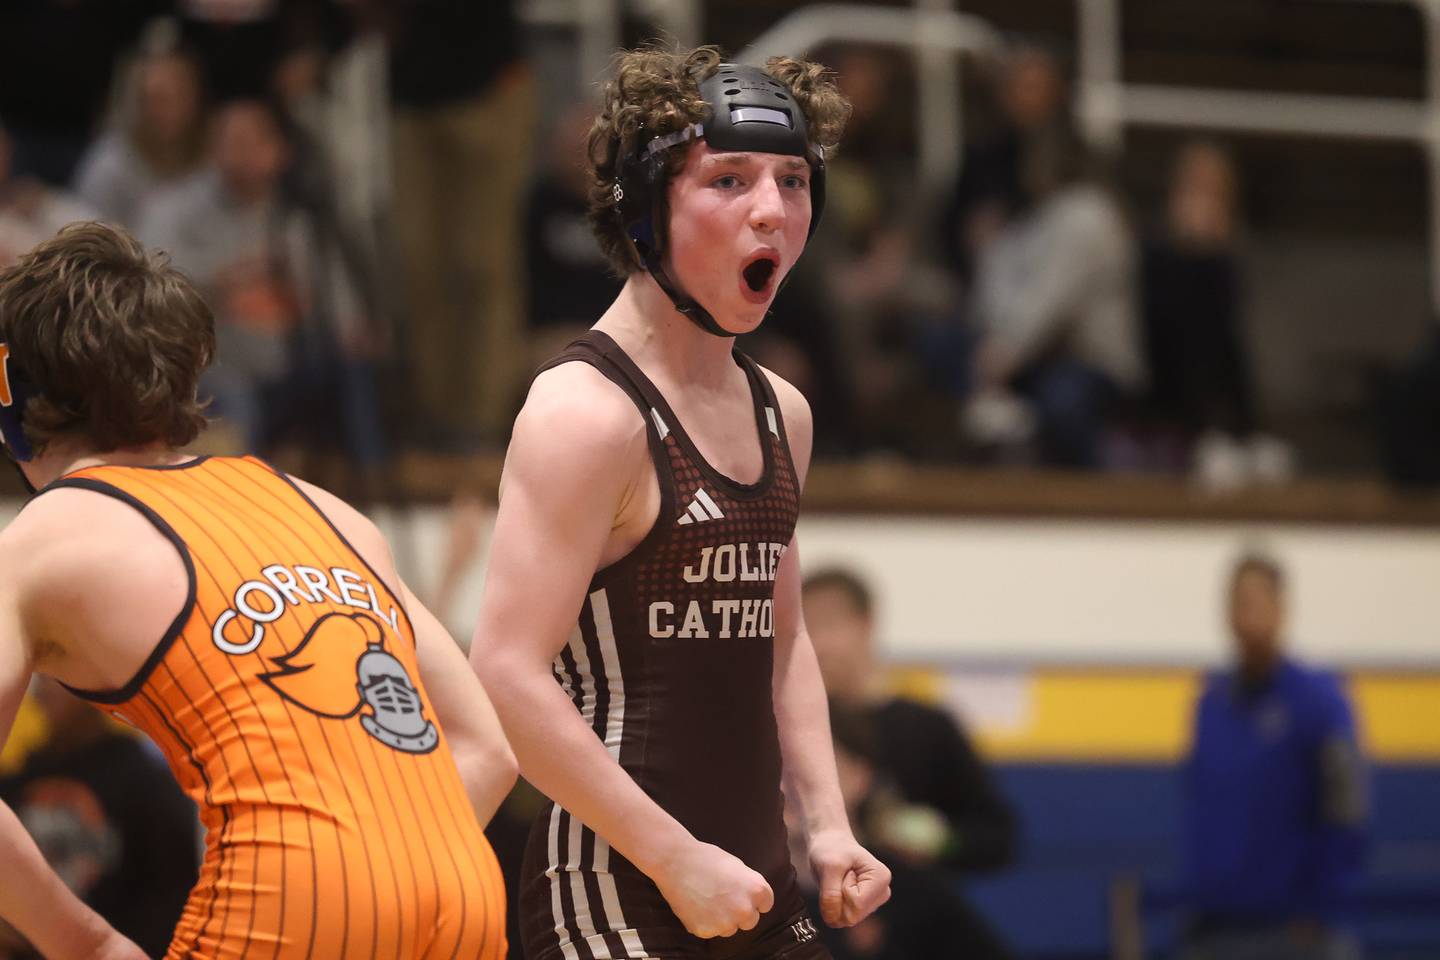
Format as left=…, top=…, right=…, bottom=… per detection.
left=1181, top=552, right=1369, bottom=960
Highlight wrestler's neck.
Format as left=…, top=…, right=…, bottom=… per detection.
left=23, top=439, right=192, bottom=489
left=595, top=273, right=742, bottom=390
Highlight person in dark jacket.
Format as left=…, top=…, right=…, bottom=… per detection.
left=803, top=567, right=1017, bottom=958
left=807, top=705, right=1001, bottom=960
left=1140, top=141, right=1256, bottom=446
left=1180, top=552, right=1368, bottom=960
left=0, top=680, right=198, bottom=959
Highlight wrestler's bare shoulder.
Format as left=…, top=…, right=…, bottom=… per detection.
left=509, top=362, right=649, bottom=477
left=1, top=487, right=187, bottom=670
left=3, top=487, right=181, bottom=587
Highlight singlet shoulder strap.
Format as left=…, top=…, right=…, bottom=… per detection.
left=37, top=475, right=199, bottom=705
left=534, top=332, right=655, bottom=425
left=540, top=330, right=689, bottom=444
left=732, top=349, right=793, bottom=459
left=532, top=333, right=679, bottom=580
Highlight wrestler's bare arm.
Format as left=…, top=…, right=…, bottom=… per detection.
left=763, top=371, right=892, bottom=928
left=0, top=507, right=148, bottom=960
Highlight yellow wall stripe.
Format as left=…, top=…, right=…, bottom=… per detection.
left=973, top=672, right=1201, bottom=762
left=1350, top=674, right=1440, bottom=763
left=0, top=696, right=47, bottom=775
left=7, top=669, right=1436, bottom=772
left=887, top=668, right=1440, bottom=764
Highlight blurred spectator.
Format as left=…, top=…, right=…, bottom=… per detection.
left=1141, top=141, right=1253, bottom=441
left=802, top=568, right=1017, bottom=958
left=74, top=47, right=208, bottom=230
left=427, top=105, right=607, bottom=639
left=0, top=679, right=198, bottom=959
left=797, top=45, right=934, bottom=457
left=523, top=102, right=621, bottom=360
left=139, top=99, right=384, bottom=473
left=177, top=0, right=284, bottom=99
left=1139, top=141, right=1295, bottom=489
left=959, top=130, right=1143, bottom=468
left=0, top=0, right=167, bottom=187
left=816, top=44, right=916, bottom=313
left=383, top=0, right=534, bottom=451
left=1377, top=327, right=1440, bottom=489
left=926, top=43, right=1146, bottom=468
left=1179, top=553, right=1368, bottom=960
left=0, top=124, right=97, bottom=268
left=267, top=4, right=356, bottom=212
left=941, top=44, right=1068, bottom=283
left=176, top=1, right=354, bottom=102
left=748, top=44, right=952, bottom=458
left=264, top=5, right=387, bottom=410
left=803, top=704, right=997, bottom=960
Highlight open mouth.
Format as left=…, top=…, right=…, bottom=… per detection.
left=742, top=255, right=779, bottom=293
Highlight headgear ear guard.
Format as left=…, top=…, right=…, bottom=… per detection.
left=612, top=62, right=828, bottom=337
left=0, top=342, right=37, bottom=463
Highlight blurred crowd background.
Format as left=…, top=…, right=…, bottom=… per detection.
left=2, top=0, right=1438, bottom=489
left=0, top=1, right=1437, bottom=959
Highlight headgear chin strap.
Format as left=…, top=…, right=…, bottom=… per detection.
left=613, top=62, right=828, bottom=338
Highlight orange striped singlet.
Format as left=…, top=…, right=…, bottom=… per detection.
left=50, top=456, right=506, bottom=960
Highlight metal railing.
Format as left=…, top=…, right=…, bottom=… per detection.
left=739, top=2, right=1004, bottom=196
left=1075, top=0, right=1440, bottom=313
left=520, top=0, right=701, bottom=88
left=738, top=0, right=1440, bottom=313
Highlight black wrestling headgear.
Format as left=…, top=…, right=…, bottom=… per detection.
left=612, top=62, right=828, bottom=337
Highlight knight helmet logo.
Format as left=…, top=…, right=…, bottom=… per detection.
left=356, top=644, right=438, bottom=754
left=260, top=612, right=438, bottom=754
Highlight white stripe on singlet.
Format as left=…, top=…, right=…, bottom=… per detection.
left=568, top=627, right=600, bottom=727
left=566, top=811, right=612, bottom=959
left=589, top=590, right=647, bottom=957
left=590, top=590, right=628, bottom=763
left=563, top=624, right=615, bottom=958
left=546, top=594, right=647, bottom=958
left=553, top=629, right=579, bottom=704
left=546, top=803, right=581, bottom=960
left=547, top=631, right=584, bottom=959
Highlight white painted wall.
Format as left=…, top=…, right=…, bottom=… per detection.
left=368, top=506, right=1440, bottom=668
left=797, top=517, right=1440, bottom=667
left=7, top=499, right=1437, bottom=667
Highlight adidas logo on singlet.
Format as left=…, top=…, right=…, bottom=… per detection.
left=676, top=488, right=725, bottom=525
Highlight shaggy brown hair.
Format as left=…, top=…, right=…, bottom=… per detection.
left=0, top=221, right=214, bottom=455
left=586, top=44, right=852, bottom=274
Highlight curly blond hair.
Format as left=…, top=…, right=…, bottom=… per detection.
left=586, top=44, right=852, bottom=275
